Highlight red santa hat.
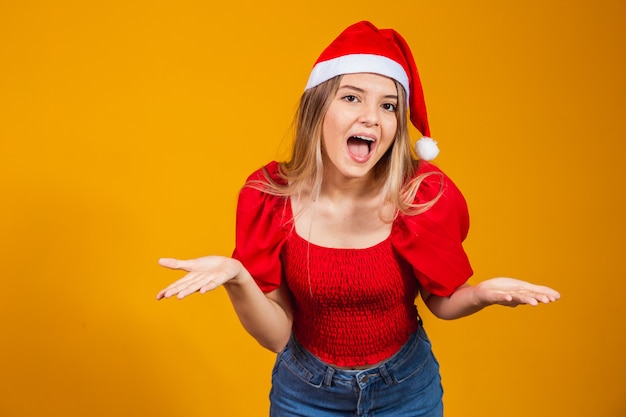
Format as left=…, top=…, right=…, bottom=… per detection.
left=305, top=21, right=439, bottom=161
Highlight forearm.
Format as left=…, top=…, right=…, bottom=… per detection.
left=224, top=271, right=292, bottom=353
left=422, top=284, right=487, bottom=320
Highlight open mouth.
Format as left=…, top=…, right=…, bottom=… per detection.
left=347, top=135, right=375, bottom=158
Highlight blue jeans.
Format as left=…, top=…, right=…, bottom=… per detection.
left=269, top=326, right=443, bottom=417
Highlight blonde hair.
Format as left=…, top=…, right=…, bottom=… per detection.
left=248, top=75, right=443, bottom=219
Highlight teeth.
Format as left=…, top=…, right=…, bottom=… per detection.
left=349, top=135, right=374, bottom=153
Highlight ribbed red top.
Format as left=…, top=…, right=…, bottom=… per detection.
left=284, top=232, right=420, bottom=367
left=232, top=161, right=473, bottom=367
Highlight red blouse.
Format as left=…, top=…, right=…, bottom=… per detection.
left=232, top=161, right=473, bottom=366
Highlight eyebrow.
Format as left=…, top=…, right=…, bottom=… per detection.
left=338, top=85, right=398, bottom=100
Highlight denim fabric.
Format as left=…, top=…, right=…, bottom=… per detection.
left=269, top=326, right=443, bottom=417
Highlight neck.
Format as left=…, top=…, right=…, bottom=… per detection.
left=320, top=169, right=382, bottom=204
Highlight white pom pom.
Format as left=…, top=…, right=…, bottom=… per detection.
left=415, top=136, right=440, bottom=161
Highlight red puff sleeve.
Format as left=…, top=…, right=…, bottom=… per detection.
left=391, top=162, right=473, bottom=297
left=231, top=162, right=290, bottom=293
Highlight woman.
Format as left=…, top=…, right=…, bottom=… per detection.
left=157, top=21, right=560, bottom=416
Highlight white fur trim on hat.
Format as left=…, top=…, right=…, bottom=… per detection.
left=415, top=136, right=439, bottom=161
left=305, top=54, right=410, bottom=101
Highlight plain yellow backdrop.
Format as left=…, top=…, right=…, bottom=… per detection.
left=1, top=1, right=625, bottom=416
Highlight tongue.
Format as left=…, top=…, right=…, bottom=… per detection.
left=347, top=138, right=369, bottom=158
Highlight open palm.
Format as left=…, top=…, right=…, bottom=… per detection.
left=475, top=277, right=560, bottom=307
left=156, top=256, right=244, bottom=300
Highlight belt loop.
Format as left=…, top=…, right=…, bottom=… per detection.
left=323, top=366, right=335, bottom=387
left=378, top=364, right=394, bottom=385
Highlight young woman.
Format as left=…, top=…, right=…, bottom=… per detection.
left=156, top=21, right=560, bottom=416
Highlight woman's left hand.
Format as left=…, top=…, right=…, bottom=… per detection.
left=474, top=277, right=561, bottom=307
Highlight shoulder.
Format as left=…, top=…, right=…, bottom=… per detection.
left=396, top=161, right=470, bottom=240
left=237, top=161, right=290, bottom=222
left=238, top=161, right=285, bottom=204
left=411, top=162, right=466, bottom=207
left=243, top=160, right=284, bottom=184
left=414, top=161, right=454, bottom=187
left=416, top=161, right=441, bottom=175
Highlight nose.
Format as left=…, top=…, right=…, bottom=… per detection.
left=358, top=102, right=379, bottom=126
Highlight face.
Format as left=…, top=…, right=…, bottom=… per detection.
left=321, top=73, right=398, bottom=183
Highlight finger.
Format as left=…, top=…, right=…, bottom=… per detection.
left=157, top=285, right=188, bottom=300
left=496, top=292, right=537, bottom=307
left=156, top=282, right=184, bottom=299
left=156, top=272, right=201, bottom=299
left=538, top=292, right=558, bottom=303
left=198, top=269, right=234, bottom=293
left=519, top=290, right=549, bottom=304
left=493, top=292, right=514, bottom=306
left=158, top=284, right=196, bottom=300
left=526, top=288, right=560, bottom=304
left=522, top=296, right=539, bottom=306
left=546, top=289, right=561, bottom=301
left=177, top=279, right=216, bottom=299
left=156, top=287, right=178, bottom=300
left=167, top=271, right=225, bottom=299
left=199, top=281, right=220, bottom=294
left=529, top=284, right=561, bottom=300
left=158, top=258, right=192, bottom=271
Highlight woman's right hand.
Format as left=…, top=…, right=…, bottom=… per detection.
left=156, top=256, right=245, bottom=300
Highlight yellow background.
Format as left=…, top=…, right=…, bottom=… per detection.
left=1, top=1, right=624, bottom=416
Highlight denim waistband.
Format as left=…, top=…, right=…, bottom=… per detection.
left=283, top=325, right=433, bottom=388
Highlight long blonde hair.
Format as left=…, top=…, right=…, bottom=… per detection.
left=248, top=75, right=443, bottom=219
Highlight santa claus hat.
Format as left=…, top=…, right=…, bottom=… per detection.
left=305, top=21, right=439, bottom=161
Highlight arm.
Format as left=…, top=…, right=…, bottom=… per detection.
left=223, top=270, right=293, bottom=352
left=156, top=256, right=293, bottom=352
left=420, top=277, right=561, bottom=320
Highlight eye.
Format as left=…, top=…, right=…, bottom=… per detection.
left=381, top=102, right=397, bottom=112
left=342, top=95, right=359, bottom=103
